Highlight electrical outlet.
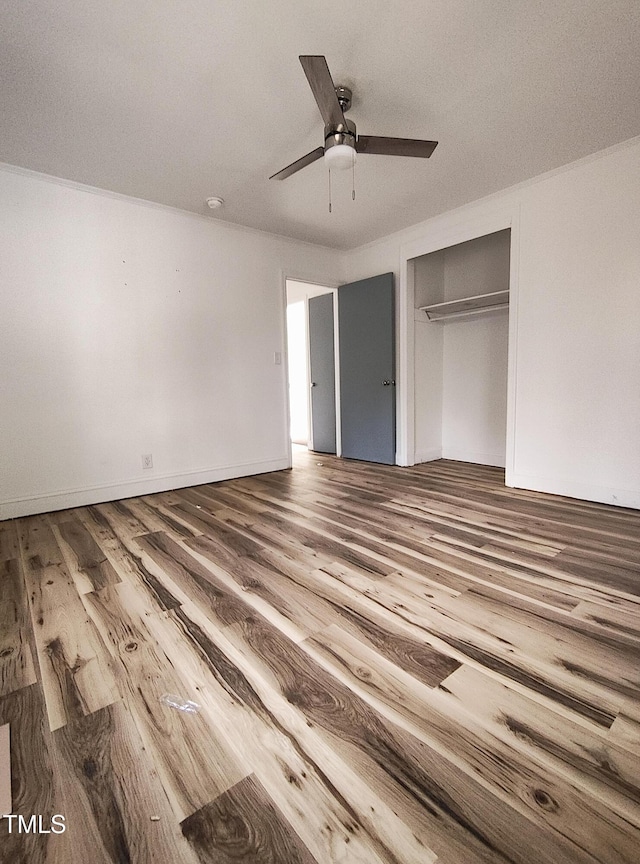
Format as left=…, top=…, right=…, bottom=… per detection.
left=274, top=351, right=282, bottom=365
left=142, top=454, right=153, bottom=470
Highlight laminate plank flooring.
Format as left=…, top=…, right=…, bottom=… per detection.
left=51, top=701, right=200, bottom=864
left=0, top=559, right=36, bottom=696
left=0, top=684, right=74, bottom=864
left=0, top=522, right=19, bottom=563
left=181, top=774, right=319, bottom=864
left=18, top=519, right=121, bottom=731
left=1, top=452, right=640, bottom=863
left=82, top=580, right=245, bottom=821
left=53, top=520, right=121, bottom=594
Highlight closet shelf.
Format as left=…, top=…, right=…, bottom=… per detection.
left=419, top=289, right=509, bottom=321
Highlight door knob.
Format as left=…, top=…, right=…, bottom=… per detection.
left=310, top=382, right=317, bottom=387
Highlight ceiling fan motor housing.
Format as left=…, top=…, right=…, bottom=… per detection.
left=324, top=118, right=357, bottom=153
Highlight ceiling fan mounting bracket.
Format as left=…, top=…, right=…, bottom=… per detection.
left=335, top=86, right=352, bottom=113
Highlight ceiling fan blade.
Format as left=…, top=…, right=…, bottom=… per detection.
left=269, top=146, right=325, bottom=180
left=356, top=136, right=438, bottom=158
left=299, top=55, right=346, bottom=129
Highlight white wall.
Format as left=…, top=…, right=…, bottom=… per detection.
left=513, top=145, right=640, bottom=506
left=0, top=167, right=344, bottom=518
left=442, top=231, right=510, bottom=302
left=286, top=301, right=309, bottom=445
left=442, top=312, right=509, bottom=467
left=344, top=136, right=640, bottom=509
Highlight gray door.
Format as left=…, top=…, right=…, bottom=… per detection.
left=338, top=273, right=395, bottom=464
left=308, top=293, right=336, bottom=454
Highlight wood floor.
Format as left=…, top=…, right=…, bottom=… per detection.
left=1, top=451, right=640, bottom=863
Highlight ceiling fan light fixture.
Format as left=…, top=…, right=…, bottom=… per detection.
left=324, top=143, right=357, bottom=171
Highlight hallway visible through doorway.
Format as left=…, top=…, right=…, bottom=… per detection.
left=285, top=279, right=338, bottom=455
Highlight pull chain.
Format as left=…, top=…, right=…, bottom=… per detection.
left=328, top=168, right=332, bottom=213
left=352, top=158, right=356, bottom=201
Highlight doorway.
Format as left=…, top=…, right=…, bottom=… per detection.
left=284, top=272, right=397, bottom=465
left=285, top=279, right=339, bottom=455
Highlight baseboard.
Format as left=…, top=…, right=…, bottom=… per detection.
left=441, top=449, right=506, bottom=469
left=414, top=448, right=443, bottom=464
left=0, top=457, right=290, bottom=520
left=508, top=472, right=640, bottom=510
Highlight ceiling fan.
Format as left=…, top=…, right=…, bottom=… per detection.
left=270, top=55, right=438, bottom=180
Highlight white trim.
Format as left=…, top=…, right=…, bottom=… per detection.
left=280, top=273, right=294, bottom=468
left=0, top=161, right=339, bottom=253
left=509, top=473, right=640, bottom=511
left=398, top=255, right=414, bottom=465
left=400, top=205, right=515, bottom=262
left=414, top=448, right=443, bottom=464
left=0, top=457, right=290, bottom=520
left=346, top=134, right=640, bottom=256
left=283, top=272, right=341, bottom=292
left=504, top=205, right=521, bottom=489
left=332, top=289, right=342, bottom=457
left=442, top=449, right=506, bottom=469
left=4, top=136, right=639, bottom=256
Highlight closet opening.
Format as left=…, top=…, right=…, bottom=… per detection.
left=411, top=228, right=511, bottom=470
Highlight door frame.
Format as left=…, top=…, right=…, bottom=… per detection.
left=282, top=274, right=342, bottom=467
left=398, top=203, right=521, bottom=484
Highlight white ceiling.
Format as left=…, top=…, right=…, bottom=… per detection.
left=2, top=1, right=639, bottom=249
